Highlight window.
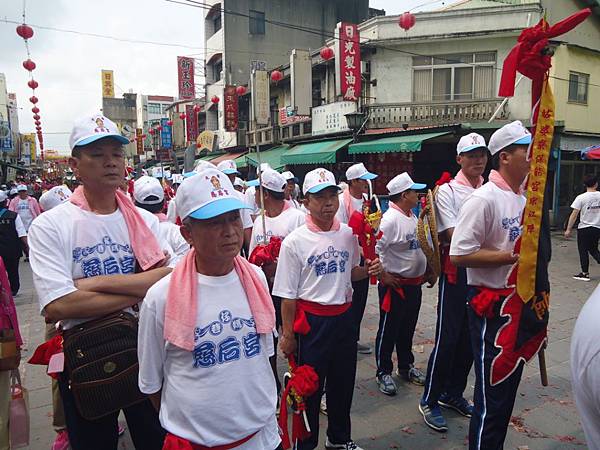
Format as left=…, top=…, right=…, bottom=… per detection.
left=569, top=71, right=589, bottom=104
left=249, top=9, right=265, bottom=35
left=148, top=103, right=162, bottom=114
left=412, top=52, right=496, bottom=102
left=213, top=59, right=222, bottom=82
left=213, top=14, right=222, bottom=33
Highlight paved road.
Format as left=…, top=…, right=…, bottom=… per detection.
left=17, top=233, right=593, bottom=449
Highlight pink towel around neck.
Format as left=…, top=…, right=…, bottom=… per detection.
left=155, top=212, right=168, bottom=223
left=388, top=201, right=413, bottom=217
left=489, top=169, right=523, bottom=195
left=453, top=169, right=483, bottom=189
left=164, top=249, right=276, bottom=351
left=70, top=186, right=164, bottom=270
left=343, top=188, right=362, bottom=221
left=305, top=213, right=341, bottom=232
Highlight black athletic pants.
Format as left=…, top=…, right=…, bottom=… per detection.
left=2, top=256, right=20, bottom=296
left=422, top=268, right=473, bottom=406
left=349, top=276, right=369, bottom=342
left=577, top=226, right=600, bottom=273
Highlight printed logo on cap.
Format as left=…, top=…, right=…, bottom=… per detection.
left=207, top=173, right=230, bottom=198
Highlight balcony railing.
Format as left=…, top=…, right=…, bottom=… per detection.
left=366, top=99, right=508, bottom=128
left=246, top=126, right=278, bottom=147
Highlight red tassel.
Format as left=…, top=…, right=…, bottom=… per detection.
left=248, top=237, right=282, bottom=267
left=28, top=334, right=62, bottom=366
left=382, top=287, right=404, bottom=313
left=435, top=171, right=453, bottom=186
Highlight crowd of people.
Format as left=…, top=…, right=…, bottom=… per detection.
left=0, top=112, right=596, bottom=450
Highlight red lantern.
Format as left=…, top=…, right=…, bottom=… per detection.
left=35, top=126, right=41, bottom=131
left=235, top=85, right=247, bottom=96
left=157, top=125, right=163, bottom=131
left=22, top=59, right=36, bottom=71
left=141, top=134, right=147, bottom=139
left=271, top=70, right=283, bottom=82
left=27, top=79, right=39, bottom=89
left=166, top=120, right=173, bottom=126
left=193, top=104, right=201, bottom=112
left=31, top=107, right=39, bottom=113
left=148, top=129, right=155, bottom=135
left=33, top=114, right=40, bottom=120
left=320, top=47, right=334, bottom=60
left=211, top=96, right=219, bottom=104
left=35, top=120, right=41, bottom=126
left=29, top=96, right=38, bottom=104
left=16, top=24, right=34, bottom=40
left=179, top=113, right=186, bottom=120
left=398, top=12, right=416, bottom=31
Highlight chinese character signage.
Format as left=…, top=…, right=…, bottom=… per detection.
left=312, top=101, right=357, bottom=136
left=335, top=23, right=361, bottom=102
left=136, top=128, right=144, bottom=155
left=197, top=131, right=217, bottom=152
left=290, top=49, right=312, bottom=116
left=177, top=56, right=195, bottom=100
left=160, top=118, right=173, bottom=149
left=156, top=148, right=171, bottom=162
left=224, top=85, right=239, bottom=132
left=21, top=133, right=36, bottom=165
left=186, top=104, right=199, bottom=142
left=278, top=107, right=310, bottom=126
left=251, top=70, right=270, bottom=126
left=0, top=121, right=12, bottom=151
left=101, top=70, right=114, bottom=98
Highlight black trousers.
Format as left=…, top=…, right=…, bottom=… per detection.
left=2, top=256, right=20, bottom=296
left=58, top=375, right=165, bottom=450
left=422, top=268, right=473, bottom=406
left=349, top=276, right=369, bottom=342
left=467, top=290, right=524, bottom=450
left=296, top=308, right=357, bottom=450
left=577, top=226, right=600, bottom=273
left=375, top=283, right=422, bottom=376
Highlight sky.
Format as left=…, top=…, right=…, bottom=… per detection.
left=0, top=0, right=452, bottom=154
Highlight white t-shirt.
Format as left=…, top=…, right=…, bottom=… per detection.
left=376, top=207, right=427, bottom=278
left=138, top=268, right=279, bottom=449
left=249, top=206, right=305, bottom=255
left=13, top=215, right=26, bottom=238
left=571, top=191, right=600, bottom=229
left=28, top=201, right=163, bottom=330
left=335, top=192, right=364, bottom=224
left=158, top=221, right=189, bottom=259
left=272, top=224, right=360, bottom=305
left=245, top=186, right=260, bottom=216
left=16, top=199, right=34, bottom=231
left=436, top=180, right=477, bottom=233
left=450, top=181, right=526, bottom=289
left=571, top=283, right=600, bottom=450
left=166, top=200, right=178, bottom=224
left=234, top=190, right=254, bottom=230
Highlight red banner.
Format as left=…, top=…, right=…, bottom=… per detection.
left=186, top=104, right=199, bottom=142
left=224, top=85, right=238, bottom=132
left=338, top=23, right=360, bottom=101
left=136, top=128, right=144, bottom=155
left=177, top=56, right=195, bottom=100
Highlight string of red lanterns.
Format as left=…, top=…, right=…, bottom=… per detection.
left=270, top=70, right=283, bottom=83
left=16, top=20, right=46, bottom=160
left=398, top=12, right=416, bottom=31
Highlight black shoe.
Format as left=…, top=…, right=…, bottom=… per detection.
left=573, top=272, right=591, bottom=281
left=438, top=393, right=474, bottom=417
left=325, top=438, right=364, bottom=449
left=418, top=401, right=448, bottom=432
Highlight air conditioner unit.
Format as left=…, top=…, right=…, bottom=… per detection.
left=361, top=61, right=371, bottom=75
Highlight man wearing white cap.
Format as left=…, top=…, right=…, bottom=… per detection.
left=138, top=167, right=281, bottom=450
left=245, top=163, right=273, bottom=220
left=337, top=163, right=379, bottom=355
left=273, top=168, right=382, bottom=450
left=374, top=172, right=428, bottom=397
left=133, top=176, right=190, bottom=261
left=281, top=171, right=300, bottom=208
left=217, top=160, right=254, bottom=250
left=28, top=113, right=169, bottom=449
left=420, top=133, right=488, bottom=431
left=8, top=183, right=40, bottom=233
left=0, top=191, right=28, bottom=296
left=450, top=120, right=531, bottom=450
left=39, top=185, right=72, bottom=212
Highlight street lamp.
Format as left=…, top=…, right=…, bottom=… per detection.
left=345, top=111, right=366, bottom=143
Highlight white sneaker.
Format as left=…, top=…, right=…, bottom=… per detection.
left=320, top=394, right=327, bottom=415
left=325, top=438, right=364, bottom=450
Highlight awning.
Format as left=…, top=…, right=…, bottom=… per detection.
left=198, top=152, right=222, bottom=161
left=282, top=138, right=352, bottom=165
left=245, top=145, right=290, bottom=172
left=234, top=154, right=248, bottom=169
left=210, top=151, right=247, bottom=165
left=348, top=132, right=449, bottom=154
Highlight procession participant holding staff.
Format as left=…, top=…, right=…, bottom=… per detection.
left=374, top=173, right=428, bottom=397
left=450, top=121, right=531, bottom=450
left=419, top=133, right=488, bottom=431
left=138, top=167, right=281, bottom=450
left=273, top=168, right=382, bottom=450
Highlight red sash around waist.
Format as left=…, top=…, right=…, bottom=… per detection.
left=293, top=300, right=351, bottom=335
left=441, top=246, right=458, bottom=285
left=381, top=276, right=425, bottom=313
left=469, top=287, right=513, bottom=318
left=163, top=431, right=258, bottom=450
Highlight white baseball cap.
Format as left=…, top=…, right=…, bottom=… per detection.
left=194, top=160, right=217, bottom=173
left=16, top=184, right=27, bottom=192
left=457, top=133, right=488, bottom=155
left=234, top=177, right=244, bottom=188
left=172, top=174, right=184, bottom=185
left=246, top=168, right=286, bottom=192
left=69, top=113, right=129, bottom=151
left=282, top=171, right=298, bottom=183
left=217, top=160, right=240, bottom=175
left=0, top=191, right=7, bottom=203
left=488, top=120, right=532, bottom=156
left=303, top=168, right=340, bottom=195
left=176, top=168, right=250, bottom=220
left=133, top=176, right=164, bottom=205
left=346, top=163, right=378, bottom=181
left=386, top=173, right=426, bottom=195
left=39, top=185, right=72, bottom=211
left=9, top=188, right=17, bottom=196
